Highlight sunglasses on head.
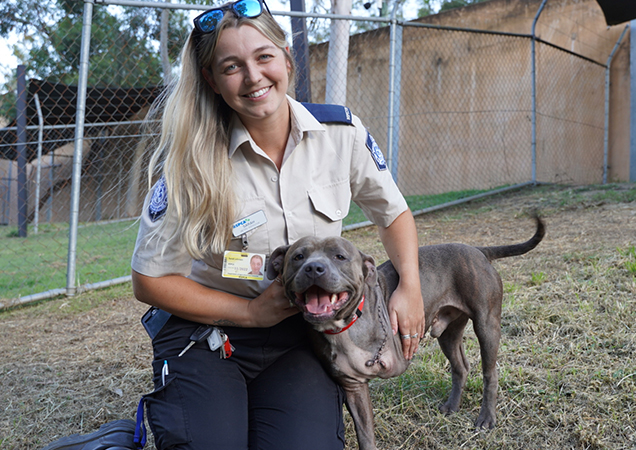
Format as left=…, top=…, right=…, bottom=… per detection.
left=193, top=0, right=271, bottom=34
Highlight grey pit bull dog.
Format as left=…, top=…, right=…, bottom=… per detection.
left=267, top=215, right=545, bottom=450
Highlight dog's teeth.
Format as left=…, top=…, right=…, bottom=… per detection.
left=330, top=294, right=337, bottom=305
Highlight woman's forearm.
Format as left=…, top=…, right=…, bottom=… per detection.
left=377, top=210, right=421, bottom=286
left=131, top=270, right=297, bottom=328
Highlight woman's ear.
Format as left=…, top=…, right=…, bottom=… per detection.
left=285, top=46, right=292, bottom=74
left=202, top=68, right=220, bottom=94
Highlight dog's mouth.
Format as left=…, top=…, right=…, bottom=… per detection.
left=295, top=286, right=350, bottom=321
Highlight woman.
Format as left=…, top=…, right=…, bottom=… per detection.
left=131, top=1, right=424, bottom=448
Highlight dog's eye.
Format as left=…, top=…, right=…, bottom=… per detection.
left=293, top=254, right=304, bottom=261
left=334, top=254, right=347, bottom=261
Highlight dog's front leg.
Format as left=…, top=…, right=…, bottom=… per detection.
left=343, top=382, right=377, bottom=450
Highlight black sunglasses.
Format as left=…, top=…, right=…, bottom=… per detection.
left=193, top=0, right=271, bottom=34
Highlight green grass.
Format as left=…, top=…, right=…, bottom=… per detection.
left=618, top=246, right=636, bottom=274
left=344, top=187, right=496, bottom=226
left=0, top=219, right=138, bottom=300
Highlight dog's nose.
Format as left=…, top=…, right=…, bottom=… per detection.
left=304, top=262, right=326, bottom=278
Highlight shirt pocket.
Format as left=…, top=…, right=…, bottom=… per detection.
left=308, top=178, right=351, bottom=235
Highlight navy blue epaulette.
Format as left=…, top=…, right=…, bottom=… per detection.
left=302, top=102, right=353, bottom=125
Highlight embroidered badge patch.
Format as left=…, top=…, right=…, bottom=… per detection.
left=149, top=176, right=168, bottom=222
left=366, top=132, right=387, bottom=171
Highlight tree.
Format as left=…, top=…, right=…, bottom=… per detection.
left=439, top=0, right=490, bottom=13
left=0, top=0, right=199, bottom=120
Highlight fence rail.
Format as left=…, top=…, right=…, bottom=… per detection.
left=0, top=0, right=620, bottom=307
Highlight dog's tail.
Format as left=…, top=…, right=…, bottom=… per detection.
left=476, top=213, right=545, bottom=261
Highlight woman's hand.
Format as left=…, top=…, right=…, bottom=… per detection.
left=246, top=279, right=299, bottom=327
left=388, top=280, right=425, bottom=360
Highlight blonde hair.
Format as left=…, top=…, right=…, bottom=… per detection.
left=146, top=9, right=296, bottom=259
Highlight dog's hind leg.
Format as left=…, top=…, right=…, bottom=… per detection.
left=436, top=314, right=470, bottom=415
left=472, top=309, right=501, bottom=429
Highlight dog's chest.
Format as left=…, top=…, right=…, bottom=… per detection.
left=325, top=333, right=404, bottom=382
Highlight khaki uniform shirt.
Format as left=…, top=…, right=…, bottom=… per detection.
left=131, top=97, right=408, bottom=299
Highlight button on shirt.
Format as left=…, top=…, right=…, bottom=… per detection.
left=132, top=97, right=408, bottom=300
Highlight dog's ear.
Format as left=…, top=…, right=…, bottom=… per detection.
left=267, top=245, right=290, bottom=280
left=360, top=251, right=377, bottom=287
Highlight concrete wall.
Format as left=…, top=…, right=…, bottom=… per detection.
left=309, top=0, right=631, bottom=194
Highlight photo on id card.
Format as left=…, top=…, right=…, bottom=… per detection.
left=222, top=251, right=266, bottom=280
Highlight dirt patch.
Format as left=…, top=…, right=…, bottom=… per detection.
left=1, top=184, right=635, bottom=449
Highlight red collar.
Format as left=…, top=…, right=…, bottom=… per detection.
left=323, top=296, right=365, bottom=335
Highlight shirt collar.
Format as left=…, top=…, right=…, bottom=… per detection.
left=228, top=95, right=325, bottom=158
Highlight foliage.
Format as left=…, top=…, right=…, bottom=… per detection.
left=0, top=0, right=206, bottom=119
left=439, top=0, right=489, bottom=12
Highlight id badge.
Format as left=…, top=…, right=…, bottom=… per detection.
left=232, top=210, right=267, bottom=237
left=222, top=251, right=266, bottom=280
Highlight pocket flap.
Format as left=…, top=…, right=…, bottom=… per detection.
left=308, top=179, right=351, bottom=222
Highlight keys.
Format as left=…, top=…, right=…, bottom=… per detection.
left=219, top=330, right=234, bottom=359
left=207, top=328, right=234, bottom=359
left=207, top=327, right=224, bottom=351
left=178, top=325, right=214, bottom=357
left=179, top=325, right=234, bottom=359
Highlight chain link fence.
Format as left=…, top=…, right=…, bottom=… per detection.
left=0, top=0, right=618, bottom=306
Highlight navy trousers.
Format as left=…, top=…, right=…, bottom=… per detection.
left=143, top=314, right=346, bottom=450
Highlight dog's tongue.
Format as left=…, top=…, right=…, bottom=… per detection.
left=304, top=286, right=334, bottom=315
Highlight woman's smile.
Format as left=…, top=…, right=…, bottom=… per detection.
left=245, top=86, right=271, bottom=99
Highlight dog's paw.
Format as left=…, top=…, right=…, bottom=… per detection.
left=474, top=411, right=496, bottom=429
left=439, top=400, right=460, bottom=415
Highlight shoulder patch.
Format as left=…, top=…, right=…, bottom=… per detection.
left=301, top=102, right=353, bottom=125
left=366, top=132, right=388, bottom=171
left=149, top=176, right=168, bottom=222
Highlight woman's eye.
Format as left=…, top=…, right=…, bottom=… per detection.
left=224, top=64, right=238, bottom=73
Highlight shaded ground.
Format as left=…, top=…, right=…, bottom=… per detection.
left=1, top=183, right=635, bottom=449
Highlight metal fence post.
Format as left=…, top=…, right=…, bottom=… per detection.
left=16, top=65, right=28, bottom=238
left=631, top=20, right=636, bottom=182
left=387, top=0, right=402, bottom=183
left=604, top=25, right=628, bottom=184
left=290, top=0, right=312, bottom=103
left=66, top=0, right=95, bottom=296
left=34, top=94, right=44, bottom=233
left=531, top=0, right=548, bottom=184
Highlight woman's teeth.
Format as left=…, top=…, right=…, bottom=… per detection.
left=246, top=87, right=270, bottom=98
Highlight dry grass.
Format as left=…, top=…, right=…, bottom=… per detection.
left=1, top=183, right=635, bottom=449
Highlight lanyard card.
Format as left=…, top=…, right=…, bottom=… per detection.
left=222, top=251, right=266, bottom=281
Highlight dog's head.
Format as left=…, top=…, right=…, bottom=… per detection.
left=268, top=236, right=377, bottom=330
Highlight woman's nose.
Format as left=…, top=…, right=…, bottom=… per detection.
left=243, top=62, right=262, bottom=85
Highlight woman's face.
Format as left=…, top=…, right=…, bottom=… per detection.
left=205, top=24, right=291, bottom=127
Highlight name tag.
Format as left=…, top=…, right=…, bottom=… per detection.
left=222, top=251, right=266, bottom=281
left=232, top=210, right=267, bottom=237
